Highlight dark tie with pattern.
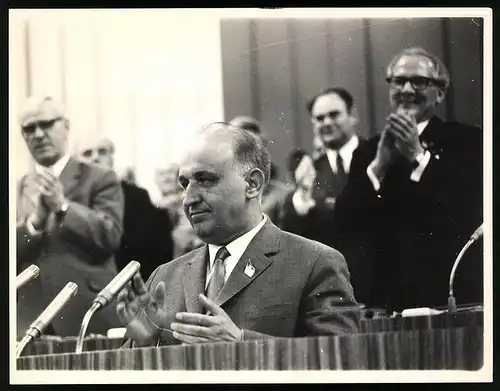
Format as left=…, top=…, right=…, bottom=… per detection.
left=206, top=246, right=231, bottom=302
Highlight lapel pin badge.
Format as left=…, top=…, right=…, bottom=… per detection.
left=244, top=261, right=255, bottom=278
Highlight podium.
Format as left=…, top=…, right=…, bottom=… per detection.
left=16, top=310, right=484, bottom=370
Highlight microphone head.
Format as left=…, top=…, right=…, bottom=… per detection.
left=65, top=282, right=79, bottom=297
left=16, top=264, right=41, bottom=290
left=471, top=224, right=484, bottom=241
left=93, top=260, right=141, bottom=307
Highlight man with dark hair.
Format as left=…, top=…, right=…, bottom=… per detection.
left=332, top=47, right=483, bottom=311
left=117, top=122, right=359, bottom=347
left=280, top=87, right=363, bottom=248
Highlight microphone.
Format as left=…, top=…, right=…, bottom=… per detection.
left=93, top=260, right=141, bottom=308
left=16, top=265, right=40, bottom=290
left=448, top=223, right=484, bottom=312
left=75, top=260, right=141, bottom=354
left=470, top=223, right=484, bottom=242
left=17, top=282, right=78, bottom=358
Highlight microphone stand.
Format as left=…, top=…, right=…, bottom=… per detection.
left=75, top=302, right=101, bottom=354
left=74, top=261, right=141, bottom=354
left=16, top=335, right=34, bottom=359
left=16, top=282, right=78, bottom=358
left=448, top=225, right=483, bottom=312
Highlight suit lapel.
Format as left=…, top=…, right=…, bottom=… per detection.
left=214, top=220, right=281, bottom=308
left=182, top=246, right=209, bottom=313
left=59, top=158, right=82, bottom=198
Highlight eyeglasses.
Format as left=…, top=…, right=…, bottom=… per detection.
left=386, top=76, right=439, bottom=91
left=314, top=111, right=340, bottom=123
left=21, top=117, right=63, bottom=136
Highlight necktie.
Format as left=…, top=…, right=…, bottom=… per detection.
left=206, top=246, right=231, bottom=302
left=336, top=153, right=346, bottom=177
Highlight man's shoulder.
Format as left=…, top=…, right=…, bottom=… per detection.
left=279, top=228, right=345, bottom=260
left=72, top=158, right=120, bottom=183
left=163, top=245, right=205, bottom=269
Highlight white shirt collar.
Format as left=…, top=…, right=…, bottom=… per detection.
left=325, top=135, right=359, bottom=174
left=35, top=153, right=71, bottom=177
left=417, top=120, right=430, bottom=136
left=206, top=214, right=267, bottom=285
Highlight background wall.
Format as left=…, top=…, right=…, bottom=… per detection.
left=10, top=10, right=224, bottom=200
left=220, top=17, right=484, bottom=180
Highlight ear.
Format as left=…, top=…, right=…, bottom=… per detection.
left=435, top=89, right=445, bottom=104
left=349, top=115, right=359, bottom=128
left=245, top=168, right=266, bottom=200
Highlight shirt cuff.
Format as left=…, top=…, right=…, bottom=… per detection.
left=26, top=215, right=43, bottom=236
left=410, top=150, right=431, bottom=182
left=292, top=190, right=316, bottom=216
left=366, top=162, right=382, bottom=192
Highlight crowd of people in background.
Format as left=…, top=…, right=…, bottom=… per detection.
left=15, top=46, right=484, bottom=340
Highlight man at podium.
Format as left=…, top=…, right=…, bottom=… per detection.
left=117, top=122, right=360, bottom=347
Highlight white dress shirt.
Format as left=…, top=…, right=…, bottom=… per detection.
left=325, top=135, right=359, bottom=174
left=366, top=120, right=431, bottom=192
left=26, top=154, right=71, bottom=235
left=205, top=214, right=267, bottom=289
left=292, top=135, right=359, bottom=216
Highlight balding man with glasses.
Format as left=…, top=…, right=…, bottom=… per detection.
left=331, top=47, right=484, bottom=312
left=15, top=96, right=124, bottom=338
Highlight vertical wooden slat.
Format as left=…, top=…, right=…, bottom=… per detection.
left=23, top=19, right=32, bottom=98
left=292, top=19, right=330, bottom=152
left=253, top=19, right=295, bottom=181
left=447, top=18, right=484, bottom=128
left=220, top=19, right=254, bottom=122
left=286, top=19, right=301, bottom=149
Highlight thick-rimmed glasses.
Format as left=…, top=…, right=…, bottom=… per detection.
left=386, top=76, right=440, bottom=91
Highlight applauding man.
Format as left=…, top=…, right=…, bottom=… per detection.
left=16, top=96, right=124, bottom=338
left=117, top=122, right=360, bottom=347
left=332, top=48, right=483, bottom=311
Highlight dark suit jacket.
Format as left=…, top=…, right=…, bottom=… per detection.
left=16, top=158, right=124, bottom=338
left=123, top=219, right=360, bottom=347
left=115, top=181, right=174, bottom=280
left=280, top=141, right=365, bottom=248
left=331, top=117, right=483, bottom=311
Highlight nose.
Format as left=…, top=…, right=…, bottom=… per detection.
left=183, top=183, right=202, bottom=208
left=33, top=126, right=46, bottom=139
left=401, top=80, right=415, bottom=93
left=322, top=115, right=335, bottom=126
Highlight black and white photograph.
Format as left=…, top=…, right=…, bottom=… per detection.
left=9, top=8, right=492, bottom=383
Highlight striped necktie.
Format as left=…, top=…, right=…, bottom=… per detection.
left=206, top=246, right=231, bottom=302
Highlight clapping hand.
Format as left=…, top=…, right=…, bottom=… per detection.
left=386, top=111, right=424, bottom=162
left=170, top=294, right=242, bottom=344
left=34, top=168, right=67, bottom=213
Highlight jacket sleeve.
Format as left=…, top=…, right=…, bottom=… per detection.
left=299, top=247, right=361, bottom=336
left=59, top=169, right=124, bottom=258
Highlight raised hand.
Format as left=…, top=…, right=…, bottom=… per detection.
left=34, top=168, right=67, bottom=213
left=387, top=111, right=424, bottom=162
left=116, top=273, right=169, bottom=347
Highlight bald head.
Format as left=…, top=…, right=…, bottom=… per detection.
left=75, top=136, right=115, bottom=170
left=19, top=95, right=70, bottom=166
left=178, top=122, right=269, bottom=245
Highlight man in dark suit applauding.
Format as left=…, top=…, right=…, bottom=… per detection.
left=117, top=122, right=360, bottom=347
left=332, top=47, right=483, bottom=311
left=280, top=87, right=362, bottom=248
